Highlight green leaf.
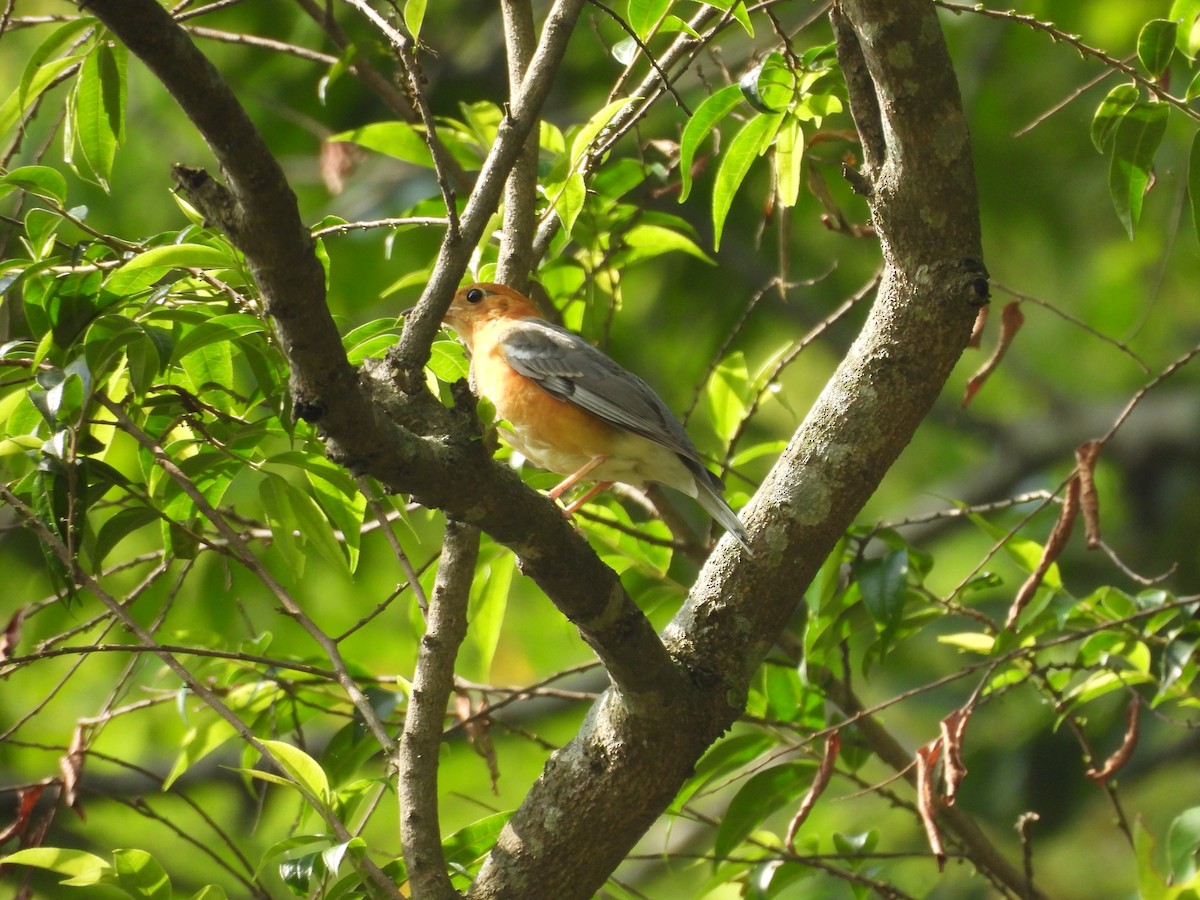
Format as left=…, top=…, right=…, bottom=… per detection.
left=1187, top=69, right=1200, bottom=101
left=1090, top=83, right=1139, bottom=152
left=715, top=762, right=814, bottom=858
left=0, top=166, right=69, bottom=204
left=189, top=887, right=229, bottom=900
left=673, top=733, right=776, bottom=811
left=428, top=339, right=469, bottom=383
left=404, top=0, right=427, bottom=39
left=282, top=477, right=352, bottom=574
left=72, top=40, right=127, bottom=190
left=712, top=113, right=783, bottom=250
left=628, top=0, right=669, bottom=40
left=112, top=848, right=171, bottom=900
left=679, top=84, right=742, bottom=202
left=163, top=710, right=239, bottom=789
left=704, top=0, right=753, bottom=36
left=937, top=632, right=996, bottom=654
left=104, top=244, right=240, bottom=297
left=1108, top=101, right=1168, bottom=239
left=621, top=223, right=713, bottom=264
left=739, top=52, right=795, bottom=114
left=172, top=313, right=266, bottom=360
left=462, top=550, right=513, bottom=681
left=259, top=476, right=306, bottom=576
left=330, top=121, right=432, bottom=167
left=93, top=507, right=160, bottom=569
left=318, top=46, right=356, bottom=105
left=857, top=550, right=908, bottom=628
left=260, top=739, right=332, bottom=805
left=1172, top=0, right=1200, bottom=56
left=1135, top=817, right=1170, bottom=900
left=549, top=171, right=587, bottom=237
left=793, top=91, right=842, bottom=124
left=1137, top=19, right=1178, bottom=76
left=705, top=352, right=751, bottom=444
left=1, top=52, right=86, bottom=138
left=571, top=98, right=638, bottom=167
left=442, top=812, right=511, bottom=868
left=180, top=338, right=233, bottom=398
left=774, top=114, right=803, bottom=207
left=660, top=15, right=701, bottom=38
left=1167, top=806, right=1200, bottom=882
left=0, top=847, right=112, bottom=882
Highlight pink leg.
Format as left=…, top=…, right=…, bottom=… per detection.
left=561, top=481, right=613, bottom=516
left=547, top=455, right=607, bottom=500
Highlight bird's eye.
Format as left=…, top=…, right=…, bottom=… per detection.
left=466, top=288, right=485, bottom=304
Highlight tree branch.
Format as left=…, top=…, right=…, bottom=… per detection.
left=496, top=0, right=540, bottom=289
left=392, top=0, right=586, bottom=375
left=399, top=521, right=479, bottom=900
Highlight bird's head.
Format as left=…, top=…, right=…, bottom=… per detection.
left=443, top=282, right=540, bottom=349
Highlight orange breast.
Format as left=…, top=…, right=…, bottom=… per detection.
left=471, top=327, right=615, bottom=476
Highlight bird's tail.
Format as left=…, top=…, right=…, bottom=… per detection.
left=693, top=478, right=752, bottom=555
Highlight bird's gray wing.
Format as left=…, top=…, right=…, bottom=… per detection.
left=498, top=319, right=722, bottom=490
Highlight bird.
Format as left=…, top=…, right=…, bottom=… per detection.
left=440, top=282, right=751, bottom=554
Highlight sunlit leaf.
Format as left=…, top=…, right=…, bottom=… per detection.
left=1172, top=0, right=1200, bottom=54
left=739, top=52, right=795, bottom=114
left=72, top=40, right=127, bottom=190
left=112, top=848, right=171, bottom=900
left=1108, top=101, right=1168, bottom=238
left=937, top=632, right=996, bottom=654
left=0, top=848, right=112, bottom=885
left=462, top=549, right=513, bottom=681
left=260, top=739, right=332, bottom=805
left=0, top=165, right=69, bottom=204
left=628, top=0, right=670, bottom=40
left=404, top=0, right=427, bottom=39
left=104, top=244, right=240, bottom=297
left=330, top=121, right=433, bottom=167
left=679, top=84, right=742, bottom=202
left=621, top=223, right=713, bottom=263
left=442, top=812, right=511, bottom=867
left=1091, top=83, right=1139, bottom=152
left=1137, top=19, right=1177, bottom=76
left=774, top=114, right=803, bottom=207
left=705, top=352, right=751, bottom=444
left=712, top=112, right=783, bottom=250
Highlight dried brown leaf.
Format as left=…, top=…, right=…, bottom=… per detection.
left=967, top=305, right=989, bottom=348
left=0, top=784, right=47, bottom=844
left=940, top=708, right=971, bottom=806
left=455, top=690, right=500, bottom=794
left=963, top=301, right=1024, bottom=407
left=1086, top=698, right=1140, bottom=784
left=1005, top=477, right=1080, bottom=629
left=0, top=606, right=25, bottom=662
left=1075, top=440, right=1102, bottom=550
left=916, top=740, right=946, bottom=871
left=785, top=730, right=841, bottom=851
